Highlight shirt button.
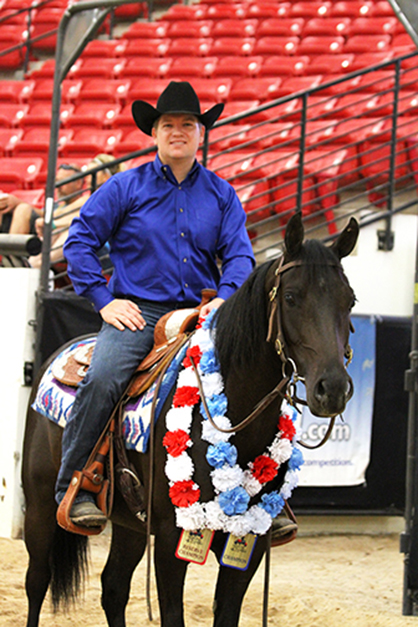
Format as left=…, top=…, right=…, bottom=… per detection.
left=181, top=232, right=185, bottom=237
left=179, top=208, right=184, bottom=213
left=184, top=283, right=188, bottom=288
left=183, top=257, right=187, bottom=263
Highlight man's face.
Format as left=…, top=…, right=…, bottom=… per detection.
left=152, top=113, right=204, bottom=165
left=56, top=166, right=83, bottom=201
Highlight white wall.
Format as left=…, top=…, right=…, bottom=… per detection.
left=0, top=268, right=39, bottom=539
left=342, top=213, right=418, bottom=318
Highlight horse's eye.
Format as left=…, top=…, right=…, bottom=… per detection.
left=284, top=293, right=296, bottom=307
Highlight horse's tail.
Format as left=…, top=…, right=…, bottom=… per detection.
left=50, top=524, right=89, bottom=611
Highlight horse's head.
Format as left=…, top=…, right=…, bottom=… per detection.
left=271, top=213, right=359, bottom=417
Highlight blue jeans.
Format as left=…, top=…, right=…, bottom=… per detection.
left=55, top=299, right=185, bottom=504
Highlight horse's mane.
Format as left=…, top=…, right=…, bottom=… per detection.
left=213, top=238, right=345, bottom=377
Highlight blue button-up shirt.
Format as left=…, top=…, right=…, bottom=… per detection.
left=64, top=155, right=255, bottom=311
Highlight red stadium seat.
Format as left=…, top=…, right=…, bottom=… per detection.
left=332, top=93, right=383, bottom=118
left=189, top=78, right=233, bottom=103
left=208, top=150, right=255, bottom=181
left=209, top=37, right=256, bottom=56
left=259, top=55, right=310, bottom=76
left=0, top=80, right=35, bottom=103
left=349, top=51, right=394, bottom=71
left=318, top=74, right=362, bottom=95
left=66, top=104, right=122, bottom=130
left=0, top=128, right=24, bottom=156
left=167, top=38, right=213, bottom=57
left=330, top=2, right=373, bottom=18
left=112, top=105, right=138, bottom=133
left=124, top=39, right=171, bottom=58
left=354, top=71, right=395, bottom=93
left=0, top=24, right=29, bottom=70
left=162, top=4, right=208, bottom=20
left=235, top=180, right=272, bottom=224
left=392, top=33, right=416, bottom=52
left=13, top=127, right=74, bottom=158
left=79, top=79, right=131, bottom=104
left=244, top=121, right=300, bottom=150
left=247, top=3, right=291, bottom=19
left=122, top=21, right=169, bottom=39
left=31, top=7, right=65, bottom=52
left=400, top=68, right=418, bottom=92
left=229, top=77, right=283, bottom=102
left=211, top=19, right=259, bottom=38
left=167, top=57, right=218, bottom=79
left=61, top=129, right=124, bottom=158
left=257, top=18, right=305, bottom=37
left=302, top=17, right=351, bottom=37
left=343, top=34, right=391, bottom=54
left=22, top=103, right=74, bottom=128
left=0, top=157, right=44, bottom=191
left=290, top=2, right=332, bottom=18
left=68, top=58, right=126, bottom=81
left=276, top=75, right=323, bottom=97
left=166, top=20, right=213, bottom=38
left=0, top=103, right=28, bottom=128
left=305, top=53, right=355, bottom=75
left=298, top=35, right=345, bottom=55
left=27, top=59, right=56, bottom=80
left=81, top=39, right=128, bottom=58
left=253, top=36, right=300, bottom=56
left=114, top=130, right=155, bottom=157
left=212, top=56, right=262, bottom=79
left=113, top=1, right=146, bottom=21
left=205, top=3, right=248, bottom=20
left=120, top=57, right=172, bottom=79
left=350, top=16, right=398, bottom=35
left=219, top=100, right=261, bottom=121
left=207, top=124, right=252, bottom=152
left=30, top=79, right=83, bottom=104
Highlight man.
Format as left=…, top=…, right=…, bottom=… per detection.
left=58, top=81, right=256, bottom=527
left=0, top=163, right=84, bottom=234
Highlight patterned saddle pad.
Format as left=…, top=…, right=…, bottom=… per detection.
left=32, top=337, right=187, bottom=453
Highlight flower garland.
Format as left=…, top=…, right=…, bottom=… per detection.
left=163, top=310, right=304, bottom=537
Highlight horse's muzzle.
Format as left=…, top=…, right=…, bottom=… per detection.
left=309, top=371, right=354, bottom=418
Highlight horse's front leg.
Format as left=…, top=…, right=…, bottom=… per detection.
left=101, top=523, right=147, bottom=627
left=154, top=523, right=189, bottom=627
left=211, top=533, right=269, bottom=627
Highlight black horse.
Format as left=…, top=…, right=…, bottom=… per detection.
left=22, top=213, right=359, bottom=627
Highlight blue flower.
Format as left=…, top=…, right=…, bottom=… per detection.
left=206, top=442, right=238, bottom=468
left=260, top=492, right=285, bottom=518
left=219, top=486, right=250, bottom=516
left=199, top=346, right=220, bottom=374
left=200, top=393, right=228, bottom=420
left=202, top=309, right=217, bottom=330
left=288, top=446, right=304, bottom=471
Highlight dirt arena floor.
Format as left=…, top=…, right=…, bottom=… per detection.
left=1, top=525, right=418, bottom=627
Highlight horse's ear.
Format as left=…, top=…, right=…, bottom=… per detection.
left=330, top=218, right=359, bottom=260
left=284, top=212, right=304, bottom=258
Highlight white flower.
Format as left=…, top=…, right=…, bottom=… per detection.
left=177, top=367, right=198, bottom=389
left=225, top=515, right=252, bottom=537
left=176, top=502, right=206, bottom=531
left=211, top=465, right=245, bottom=493
left=165, top=452, right=194, bottom=483
left=245, top=506, right=272, bottom=535
left=204, top=500, right=228, bottom=530
left=242, top=470, right=262, bottom=497
left=166, top=406, right=193, bottom=433
left=201, top=415, right=234, bottom=444
left=269, top=437, right=292, bottom=465
left=280, top=470, right=299, bottom=500
left=201, top=371, right=224, bottom=397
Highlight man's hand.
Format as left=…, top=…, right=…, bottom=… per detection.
left=0, top=193, right=20, bottom=214
left=100, top=299, right=146, bottom=331
left=200, top=297, right=224, bottom=318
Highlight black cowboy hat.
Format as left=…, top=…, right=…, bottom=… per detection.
left=131, top=81, right=224, bottom=136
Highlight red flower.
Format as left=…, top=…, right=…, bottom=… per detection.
left=251, top=455, right=278, bottom=483
left=279, top=415, right=296, bottom=440
left=163, top=429, right=190, bottom=457
left=183, top=345, right=202, bottom=368
left=169, top=480, right=200, bottom=508
left=173, top=385, right=200, bottom=408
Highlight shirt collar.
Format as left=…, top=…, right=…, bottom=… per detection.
left=153, top=154, right=201, bottom=186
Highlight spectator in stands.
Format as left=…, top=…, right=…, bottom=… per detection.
left=29, top=154, right=123, bottom=269
left=0, top=163, right=85, bottom=235
left=55, top=80, right=255, bottom=528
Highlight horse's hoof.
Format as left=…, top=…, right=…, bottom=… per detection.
left=70, top=501, right=107, bottom=527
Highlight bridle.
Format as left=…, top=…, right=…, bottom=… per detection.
left=191, top=253, right=354, bottom=450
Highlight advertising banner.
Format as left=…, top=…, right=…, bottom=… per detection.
left=297, top=315, right=376, bottom=487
